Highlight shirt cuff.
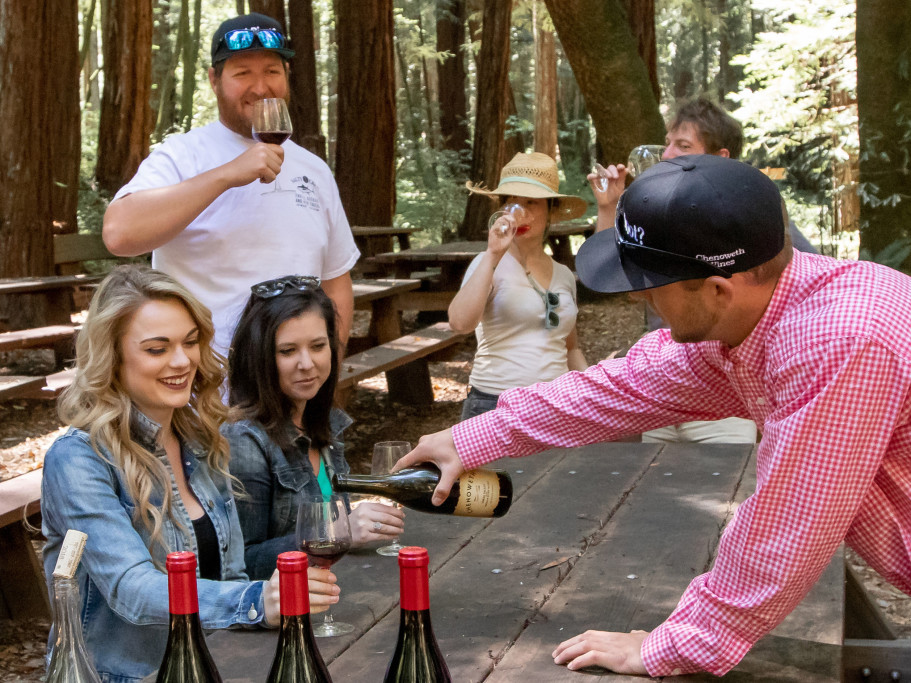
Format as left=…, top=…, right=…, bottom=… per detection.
left=236, top=581, right=267, bottom=627
left=451, top=412, right=504, bottom=470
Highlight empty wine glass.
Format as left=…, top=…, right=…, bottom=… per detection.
left=487, top=203, right=527, bottom=238
left=372, top=441, right=411, bottom=556
left=296, top=495, right=354, bottom=636
left=627, top=145, right=666, bottom=178
left=251, top=98, right=293, bottom=195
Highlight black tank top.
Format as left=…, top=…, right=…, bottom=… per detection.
left=191, top=512, right=221, bottom=580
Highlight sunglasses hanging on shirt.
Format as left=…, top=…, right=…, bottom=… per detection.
left=526, top=274, right=560, bottom=329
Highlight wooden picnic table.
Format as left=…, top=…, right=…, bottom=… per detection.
left=204, top=441, right=854, bottom=681
left=351, top=225, right=421, bottom=258
left=547, top=220, right=595, bottom=270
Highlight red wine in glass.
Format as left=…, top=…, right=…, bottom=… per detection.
left=253, top=131, right=292, bottom=146
left=251, top=98, right=293, bottom=194
left=301, top=540, right=350, bottom=569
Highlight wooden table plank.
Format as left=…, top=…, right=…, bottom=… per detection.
left=0, top=273, right=102, bottom=295
left=330, top=444, right=664, bottom=682
left=486, top=443, right=753, bottom=681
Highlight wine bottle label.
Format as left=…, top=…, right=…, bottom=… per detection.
left=454, top=470, right=500, bottom=517
left=53, top=530, right=88, bottom=579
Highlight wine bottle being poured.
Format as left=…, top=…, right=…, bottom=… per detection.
left=156, top=552, right=222, bottom=683
left=383, top=547, right=451, bottom=683
left=332, top=465, right=512, bottom=518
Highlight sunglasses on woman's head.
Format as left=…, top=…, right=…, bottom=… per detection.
left=250, top=275, right=321, bottom=299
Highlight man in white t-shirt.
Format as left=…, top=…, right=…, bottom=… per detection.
left=103, top=13, right=359, bottom=354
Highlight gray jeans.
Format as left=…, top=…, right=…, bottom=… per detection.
left=460, top=386, right=500, bottom=421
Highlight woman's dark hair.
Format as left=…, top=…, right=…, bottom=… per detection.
left=228, top=283, right=339, bottom=451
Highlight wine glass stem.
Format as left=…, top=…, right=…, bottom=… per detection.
left=324, top=610, right=335, bottom=627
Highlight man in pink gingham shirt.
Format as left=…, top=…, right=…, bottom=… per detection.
left=395, top=155, right=911, bottom=677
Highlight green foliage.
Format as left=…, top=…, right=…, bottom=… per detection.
left=728, top=1, right=857, bottom=254
left=859, top=237, right=911, bottom=274
left=395, top=149, right=472, bottom=244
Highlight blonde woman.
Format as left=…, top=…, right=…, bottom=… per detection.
left=41, top=265, right=338, bottom=683
left=451, top=153, right=589, bottom=419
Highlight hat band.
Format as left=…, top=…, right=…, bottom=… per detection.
left=497, top=176, right=559, bottom=195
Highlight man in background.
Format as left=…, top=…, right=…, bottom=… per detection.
left=589, top=96, right=816, bottom=443
left=103, top=13, right=358, bottom=354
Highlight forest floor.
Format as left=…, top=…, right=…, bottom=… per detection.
left=1, top=292, right=909, bottom=681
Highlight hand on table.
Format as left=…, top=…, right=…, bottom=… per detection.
left=391, top=428, right=465, bottom=507
left=552, top=629, right=649, bottom=675
left=263, top=566, right=340, bottom=626
left=348, top=501, right=405, bottom=546
left=224, top=142, right=285, bottom=187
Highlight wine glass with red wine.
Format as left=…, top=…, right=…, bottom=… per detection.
left=295, top=495, right=354, bottom=637
left=251, top=98, right=293, bottom=195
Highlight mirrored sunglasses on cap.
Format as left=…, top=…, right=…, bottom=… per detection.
left=615, top=209, right=732, bottom=280
left=221, top=27, right=286, bottom=52
left=251, top=275, right=321, bottom=299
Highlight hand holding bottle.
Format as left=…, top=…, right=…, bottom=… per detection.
left=387, top=429, right=465, bottom=507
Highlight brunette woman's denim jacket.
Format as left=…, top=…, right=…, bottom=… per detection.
left=222, top=409, right=352, bottom=579
left=41, top=411, right=265, bottom=683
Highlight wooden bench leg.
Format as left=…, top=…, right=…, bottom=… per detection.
left=386, top=361, right=434, bottom=405
left=0, top=520, right=50, bottom=619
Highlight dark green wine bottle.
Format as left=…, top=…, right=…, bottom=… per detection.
left=332, top=465, right=512, bottom=518
left=266, top=552, right=332, bottom=683
left=156, top=552, right=222, bottom=683
left=383, top=547, right=451, bottom=683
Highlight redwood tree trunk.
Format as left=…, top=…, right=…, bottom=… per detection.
left=250, top=0, right=285, bottom=29
left=0, top=0, right=80, bottom=328
left=335, top=0, right=396, bottom=226
left=857, top=0, right=911, bottom=267
left=96, top=0, right=153, bottom=194
left=288, top=0, right=325, bottom=159
left=534, top=2, right=558, bottom=158
left=460, top=0, right=512, bottom=240
left=436, top=0, right=469, bottom=153
left=545, top=0, right=664, bottom=164
left=619, top=0, right=658, bottom=100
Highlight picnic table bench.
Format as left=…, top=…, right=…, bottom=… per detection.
left=350, top=225, right=420, bottom=258
left=0, top=469, right=49, bottom=619
left=198, top=441, right=910, bottom=682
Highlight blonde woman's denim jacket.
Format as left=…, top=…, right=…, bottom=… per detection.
left=222, top=408, right=352, bottom=579
left=41, top=411, right=265, bottom=683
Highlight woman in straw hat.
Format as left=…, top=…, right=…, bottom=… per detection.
left=449, top=152, right=589, bottom=420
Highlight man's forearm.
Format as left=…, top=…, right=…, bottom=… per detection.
left=102, top=168, right=237, bottom=256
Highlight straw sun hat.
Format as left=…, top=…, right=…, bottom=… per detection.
left=466, top=152, right=588, bottom=222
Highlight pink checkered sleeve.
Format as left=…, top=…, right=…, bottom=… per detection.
left=642, top=338, right=908, bottom=676
left=452, top=330, right=749, bottom=470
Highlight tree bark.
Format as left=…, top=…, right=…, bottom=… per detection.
left=533, top=1, right=557, bottom=158
left=436, top=0, right=469, bottom=153
left=250, top=0, right=285, bottom=29
left=857, top=0, right=911, bottom=267
left=0, top=0, right=80, bottom=328
left=618, top=0, right=658, bottom=100
left=335, top=0, right=396, bottom=226
left=179, top=0, right=202, bottom=131
left=544, top=0, right=664, bottom=165
left=461, top=0, right=512, bottom=240
left=151, top=0, right=179, bottom=140
left=288, top=0, right=325, bottom=159
left=96, top=0, right=153, bottom=194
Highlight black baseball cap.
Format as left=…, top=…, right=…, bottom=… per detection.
left=576, top=155, right=785, bottom=294
left=211, top=13, right=295, bottom=66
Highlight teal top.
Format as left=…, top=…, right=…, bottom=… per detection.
left=316, top=452, right=333, bottom=499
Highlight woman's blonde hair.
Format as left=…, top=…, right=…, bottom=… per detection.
left=57, top=265, right=230, bottom=555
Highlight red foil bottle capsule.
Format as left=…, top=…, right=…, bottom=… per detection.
left=383, top=547, right=451, bottom=683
